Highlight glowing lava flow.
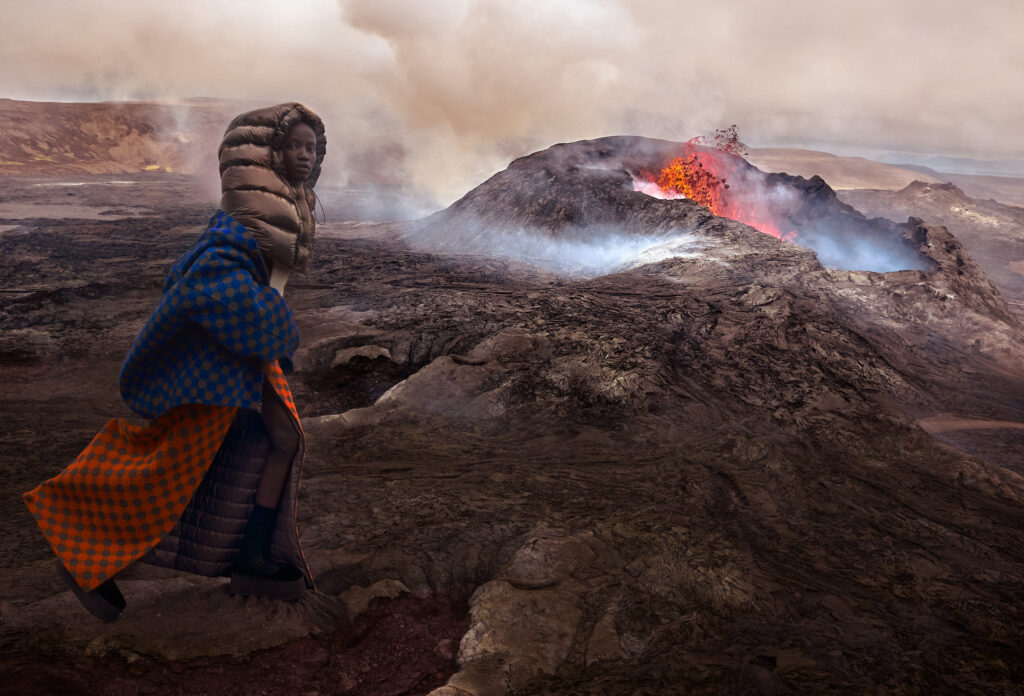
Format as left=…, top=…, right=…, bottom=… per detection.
left=636, top=134, right=798, bottom=242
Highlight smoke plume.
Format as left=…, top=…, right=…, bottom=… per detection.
left=2, top=0, right=1022, bottom=212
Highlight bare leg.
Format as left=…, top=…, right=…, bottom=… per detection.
left=255, top=376, right=299, bottom=509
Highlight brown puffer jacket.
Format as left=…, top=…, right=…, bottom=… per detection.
left=218, top=102, right=326, bottom=273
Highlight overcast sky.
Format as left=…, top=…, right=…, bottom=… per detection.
left=2, top=0, right=1021, bottom=202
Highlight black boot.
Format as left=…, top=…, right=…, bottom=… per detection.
left=235, top=503, right=276, bottom=569
left=230, top=503, right=305, bottom=600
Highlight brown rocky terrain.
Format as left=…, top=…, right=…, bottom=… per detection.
left=1, top=129, right=1023, bottom=696
left=839, top=181, right=1024, bottom=311
left=929, top=172, right=1024, bottom=208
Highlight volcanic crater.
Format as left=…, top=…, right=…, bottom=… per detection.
left=1, top=128, right=1023, bottom=696
left=410, top=136, right=935, bottom=276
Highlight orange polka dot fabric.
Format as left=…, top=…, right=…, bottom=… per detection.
left=23, top=403, right=238, bottom=591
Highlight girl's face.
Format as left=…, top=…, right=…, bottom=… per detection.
left=282, top=122, right=317, bottom=184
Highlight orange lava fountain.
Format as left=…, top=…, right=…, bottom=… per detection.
left=638, top=127, right=798, bottom=242
left=656, top=152, right=726, bottom=211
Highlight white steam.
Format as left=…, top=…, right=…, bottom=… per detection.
left=405, top=225, right=708, bottom=277
left=809, top=233, right=927, bottom=273
left=634, top=169, right=931, bottom=273
left=631, top=176, right=686, bottom=200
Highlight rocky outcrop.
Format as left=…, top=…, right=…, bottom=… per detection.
left=840, top=180, right=1024, bottom=311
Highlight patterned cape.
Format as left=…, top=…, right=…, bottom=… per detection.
left=24, top=212, right=310, bottom=591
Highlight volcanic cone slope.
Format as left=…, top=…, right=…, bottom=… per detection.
left=408, top=135, right=935, bottom=274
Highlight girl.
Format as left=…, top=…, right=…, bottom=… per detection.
left=23, top=103, right=326, bottom=621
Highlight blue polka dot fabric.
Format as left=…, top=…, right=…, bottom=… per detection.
left=119, top=211, right=299, bottom=419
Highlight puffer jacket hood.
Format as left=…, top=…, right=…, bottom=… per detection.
left=218, top=102, right=326, bottom=273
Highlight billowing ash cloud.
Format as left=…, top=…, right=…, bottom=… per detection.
left=2, top=0, right=1022, bottom=211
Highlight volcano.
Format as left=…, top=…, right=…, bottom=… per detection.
left=2, top=122, right=1024, bottom=696
left=410, top=135, right=934, bottom=274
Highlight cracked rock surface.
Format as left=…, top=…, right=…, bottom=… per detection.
left=2, top=134, right=1024, bottom=696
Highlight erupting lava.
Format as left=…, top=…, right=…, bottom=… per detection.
left=656, top=152, right=726, bottom=211
left=637, top=127, right=798, bottom=242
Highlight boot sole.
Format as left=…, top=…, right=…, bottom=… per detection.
left=56, top=560, right=125, bottom=623
left=228, top=571, right=306, bottom=601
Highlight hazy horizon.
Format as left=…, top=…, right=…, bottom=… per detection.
left=4, top=0, right=1022, bottom=200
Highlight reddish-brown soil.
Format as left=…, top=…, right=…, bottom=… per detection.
left=0, top=592, right=469, bottom=696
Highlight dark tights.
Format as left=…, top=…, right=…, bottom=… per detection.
left=255, top=376, right=299, bottom=509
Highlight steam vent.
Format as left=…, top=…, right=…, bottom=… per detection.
left=3, top=130, right=1024, bottom=695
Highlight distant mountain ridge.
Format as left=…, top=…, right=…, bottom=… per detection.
left=875, top=151, right=1024, bottom=178
left=746, top=147, right=940, bottom=191
left=748, top=146, right=1024, bottom=208
left=3, top=97, right=1024, bottom=211
left=0, top=98, right=238, bottom=175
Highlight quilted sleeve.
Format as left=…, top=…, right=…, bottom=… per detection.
left=174, top=247, right=299, bottom=362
